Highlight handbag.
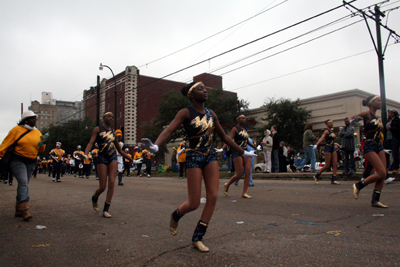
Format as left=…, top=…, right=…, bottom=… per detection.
left=0, top=129, right=31, bottom=173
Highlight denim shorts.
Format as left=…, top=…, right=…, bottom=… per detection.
left=232, top=150, right=243, bottom=158
left=364, top=141, right=384, bottom=154
left=97, top=152, right=117, bottom=165
left=186, top=150, right=217, bottom=169
left=323, top=145, right=334, bottom=153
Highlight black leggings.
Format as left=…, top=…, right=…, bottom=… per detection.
left=179, top=162, right=186, bottom=177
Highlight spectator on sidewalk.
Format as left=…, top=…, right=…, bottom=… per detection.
left=279, top=141, right=287, bottom=172
left=339, top=117, right=356, bottom=174
left=261, top=129, right=273, bottom=173
left=296, top=123, right=317, bottom=172
left=271, top=125, right=280, bottom=173
left=387, top=109, right=400, bottom=174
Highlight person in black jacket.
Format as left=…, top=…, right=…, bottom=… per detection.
left=387, top=109, right=400, bottom=174
left=271, top=125, right=280, bottom=173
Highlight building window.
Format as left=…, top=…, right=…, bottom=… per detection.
left=120, top=97, right=122, bottom=104
left=120, top=111, right=122, bottom=118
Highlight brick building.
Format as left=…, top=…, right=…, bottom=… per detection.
left=83, top=66, right=235, bottom=147
left=29, top=93, right=83, bottom=131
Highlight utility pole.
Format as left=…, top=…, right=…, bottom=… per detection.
left=96, top=75, right=100, bottom=126
left=375, top=4, right=388, bottom=126
left=343, top=1, right=400, bottom=128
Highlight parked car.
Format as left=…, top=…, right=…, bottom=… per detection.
left=254, top=162, right=323, bottom=172
left=253, top=163, right=265, bottom=172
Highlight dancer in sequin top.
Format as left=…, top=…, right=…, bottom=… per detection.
left=141, top=81, right=256, bottom=253
left=222, top=114, right=258, bottom=198
left=350, top=95, right=387, bottom=208
left=313, top=119, right=340, bottom=185
left=84, top=112, right=132, bottom=218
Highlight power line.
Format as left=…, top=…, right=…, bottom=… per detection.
left=217, top=20, right=363, bottom=76
left=137, top=0, right=289, bottom=69
left=229, top=48, right=379, bottom=92
left=53, top=0, right=359, bottom=125
left=207, top=14, right=355, bottom=75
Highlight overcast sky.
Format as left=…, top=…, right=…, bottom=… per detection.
left=1, top=0, right=400, bottom=141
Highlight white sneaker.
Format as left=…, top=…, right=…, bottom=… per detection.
left=385, top=177, right=395, bottom=184
left=361, top=178, right=365, bottom=182
left=147, top=174, right=151, bottom=178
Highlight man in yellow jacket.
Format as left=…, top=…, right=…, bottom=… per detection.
left=177, top=142, right=187, bottom=179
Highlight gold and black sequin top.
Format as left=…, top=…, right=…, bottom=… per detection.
left=96, top=125, right=116, bottom=156
left=234, top=126, right=249, bottom=149
left=183, top=106, right=215, bottom=155
left=364, top=112, right=383, bottom=144
left=324, top=128, right=336, bottom=146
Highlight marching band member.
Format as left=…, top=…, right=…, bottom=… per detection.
left=47, top=158, right=53, bottom=177
left=91, top=143, right=99, bottom=180
left=83, top=152, right=92, bottom=179
left=313, top=120, right=340, bottom=185
left=115, top=129, right=124, bottom=186
left=350, top=95, right=388, bottom=208
left=133, top=147, right=143, bottom=177
left=49, top=141, right=65, bottom=182
left=141, top=81, right=256, bottom=252
left=123, top=148, right=132, bottom=177
left=142, top=149, right=152, bottom=178
left=223, top=114, right=259, bottom=198
left=73, top=145, right=84, bottom=178
left=85, top=112, right=132, bottom=218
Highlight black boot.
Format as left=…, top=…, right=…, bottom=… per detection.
left=118, top=172, right=123, bottom=186
left=103, top=202, right=111, bottom=218
left=353, top=180, right=366, bottom=199
left=313, top=173, right=321, bottom=184
left=191, top=220, right=209, bottom=252
left=331, top=175, right=340, bottom=185
left=170, top=209, right=184, bottom=235
left=92, top=195, right=99, bottom=211
left=371, top=190, right=388, bottom=208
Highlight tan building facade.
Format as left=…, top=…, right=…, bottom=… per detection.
left=249, top=89, right=400, bottom=149
left=164, top=89, right=400, bottom=167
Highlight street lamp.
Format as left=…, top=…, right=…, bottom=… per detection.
left=99, top=63, right=118, bottom=129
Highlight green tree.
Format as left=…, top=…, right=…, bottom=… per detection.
left=260, top=97, right=311, bottom=151
left=40, top=117, right=95, bottom=157
left=143, top=88, right=249, bottom=158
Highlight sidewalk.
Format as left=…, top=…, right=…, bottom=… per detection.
left=221, top=171, right=400, bottom=181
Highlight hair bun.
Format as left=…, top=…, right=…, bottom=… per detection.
left=362, top=99, right=368, bottom=106
left=181, top=81, right=196, bottom=97
left=181, top=86, right=188, bottom=97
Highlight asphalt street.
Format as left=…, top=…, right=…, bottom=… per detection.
left=0, top=174, right=399, bottom=267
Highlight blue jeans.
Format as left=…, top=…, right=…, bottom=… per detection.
left=272, top=149, right=279, bottom=173
left=10, top=158, right=36, bottom=203
left=227, top=155, right=233, bottom=172
left=297, top=146, right=316, bottom=171
left=389, top=138, right=399, bottom=171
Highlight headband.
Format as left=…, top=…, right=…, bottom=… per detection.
left=187, top=82, right=202, bottom=99
left=236, top=115, right=245, bottom=121
left=368, top=96, right=379, bottom=106
left=103, top=112, right=113, bottom=117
